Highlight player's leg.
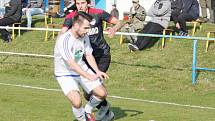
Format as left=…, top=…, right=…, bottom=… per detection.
left=85, top=85, right=107, bottom=121
left=80, top=72, right=107, bottom=112
left=57, top=76, right=86, bottom=121
left=95, top=55, right=114, bottom=121
left=82, top=55, right=113, bottom=120
left=83, top=90, right=112, bottom=121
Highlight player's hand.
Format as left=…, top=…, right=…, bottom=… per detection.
left=176, top=22, right=180, bottom=29
left=86, top=73, right=99, bottom=81
left=106, top=27, right=116, bottom=38
left=96, top=71, right=109, bottom=80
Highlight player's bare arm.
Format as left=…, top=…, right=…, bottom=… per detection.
left=106, top=17, right=125, bottom=38
left=84, top=53, right=109, bottom=80
left=67, top=59, right=98, bottom=81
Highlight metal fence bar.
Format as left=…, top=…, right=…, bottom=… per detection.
left=196, top=68, right=215, bottom=71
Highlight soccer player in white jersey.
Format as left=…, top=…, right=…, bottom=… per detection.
left=54, top=11, right=109, bottom=121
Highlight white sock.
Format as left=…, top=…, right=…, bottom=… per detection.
left=72, top=107, right=86, bottom=121
left=85, top=95, right=102, bottom=114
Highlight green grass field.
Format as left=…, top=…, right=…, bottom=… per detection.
left=0, top=19, right=215, bottom=121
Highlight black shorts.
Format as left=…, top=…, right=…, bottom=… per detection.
left=84, top=54, right=111, bottom=73
left=95, top=54, right=111, bottom=72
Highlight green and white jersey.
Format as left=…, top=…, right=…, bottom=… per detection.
left=54, top=31, right=93, bottom=76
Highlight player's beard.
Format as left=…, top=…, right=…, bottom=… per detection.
left=76, top=31, right=86, bottom=38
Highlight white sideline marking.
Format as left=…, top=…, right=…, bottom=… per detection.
left=0, top=51, right=53, bottom=58
left=1, top=82, right=215, bottom=110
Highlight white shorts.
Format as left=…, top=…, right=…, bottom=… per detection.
left=56, top=69, right=103, bottom=96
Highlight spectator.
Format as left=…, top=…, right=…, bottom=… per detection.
left=175, top=0, right=199, bottom=36
left=199, top=0, right=214, bottom=23
left=110, top=4, right=119, bottom=19
left=22, top=0, right=44, bottom=28
left=0, top=0, right=22, bottom=42
left=21, top=0, right=28, bottom=8
left=0, top=0, right=7, bottom=16
left=128, top=0, right=171, bottom=51
left=121, top=0, right=146, bottom=43
left=171, top=0, right=183, bottom=23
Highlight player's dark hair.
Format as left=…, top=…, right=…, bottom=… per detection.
left=74, top=0, right=91, bottom=4
left=72, top=11, right=93, bottom=25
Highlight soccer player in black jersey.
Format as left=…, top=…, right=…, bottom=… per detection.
left=60, top=0, right=124, bottom=120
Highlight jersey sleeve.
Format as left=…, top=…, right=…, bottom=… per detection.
left=83, top=36, right=93, bottom=55
left=63, top=18, right=73, bottom=28
left=63, top=11, right=77, bottom=28
left=57, top=35, right=75, bottom=61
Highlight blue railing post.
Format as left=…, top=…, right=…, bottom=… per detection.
left=44, top=0, right=49, bottom=12
left=192, top=40, right=198, bottom=85
left=60, top=0, right=64, bottom=13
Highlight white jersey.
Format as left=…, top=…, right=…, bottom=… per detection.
left=54, top=31, right=93, bottom=76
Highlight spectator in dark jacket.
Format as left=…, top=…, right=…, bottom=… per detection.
left=171, top=0, right=182, bottom=23
left=0, top=0, right=22, bottom=42
left=110, top=4, right=119, bottom=19
left=175, top=0, right=199, bottom=36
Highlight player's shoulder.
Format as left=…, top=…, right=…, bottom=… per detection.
left=65, top=10, right=77, bottom=19
left=58, top=31, right=72, bottom=42
left=88, top=8, right=104, bottom=14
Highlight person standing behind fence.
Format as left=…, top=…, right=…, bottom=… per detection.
left=128, top=0, right=171, bottom=51
left=121, top=0, right=145, bottom=43
left=110, top=4, right=119, bottom=19
left=199, top=0, right=214, bottom=23
left=22, top=0, right=44, bottom=28
left=54, top=11, right=109, bottom=121
left=0, top=0, right=22, bottom=43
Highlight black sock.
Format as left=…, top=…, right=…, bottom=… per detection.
left=96, top=99, right=107, bottom=109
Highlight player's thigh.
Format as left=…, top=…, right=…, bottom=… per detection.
left=57, top=76, right=82, bottom=107
left=56, top=76, right=80, bottom=96
left=79, top=69, right=104, bottom=95
left=67, top=90, right=82, bottom=108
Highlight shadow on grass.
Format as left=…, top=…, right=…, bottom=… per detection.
left=111, top=60, right=188, bottom=71
left=72, top=107, right=144, bottom=121
left=111, top=60, right=165, bottom=69
left=111, top=107, right=144, bottom=120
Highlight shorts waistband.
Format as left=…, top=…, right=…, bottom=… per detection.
left=55, top=74, right=80, bottom=78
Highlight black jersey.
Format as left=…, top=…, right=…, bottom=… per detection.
left=64, top=8, right=114, bottom=57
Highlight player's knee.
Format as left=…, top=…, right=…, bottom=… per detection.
left=97, top=89, right=108, bottom=99
left=72, top=101, right=82, bottom=108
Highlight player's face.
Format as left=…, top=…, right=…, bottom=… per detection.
left=76, top=0, right=88, bottom=12
left=77, top=19, right=90, bottom=37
